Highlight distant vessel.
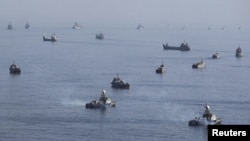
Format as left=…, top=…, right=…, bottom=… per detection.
left=72, top=22, right=81, bottom=29
left=235, top=46, right=242, bottom=57
left=96, top=33, right=104, bottom=40
left=192, top=59, right=206, bottom=69
left=9, top=62, right=21, bottom=74
left=85, top=90, right=116, bottom=109
left=212, top=52, right=219, bottom=59
left=7, top=23, right=13, bottom=30
left=163, top=41, right=190, bottom=51
left=43, top=33, right=58, bottom=42
left=188, top=104, right=222, bottom=126
left=25, top=22, right=30, bottom=29
left=137, top=24, right=144, bottom=30
left=155, top=63, right=166, bottom=74
left=111, top=73, right=130, bottom=89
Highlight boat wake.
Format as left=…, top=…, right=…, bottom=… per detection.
left=62, top=98, right=86, bottom=106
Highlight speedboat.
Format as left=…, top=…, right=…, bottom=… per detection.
left=43, top=33, right=58, bottom=42
left=192, top=59, right=206, bottom=69
left=137, top=24, right=144, bottom=30
left=25, top=22, right=30, bottom=29
left=9, top=62, right=21, bottom=74
left=7, top=23, right=13, bottom=30
left=235, top=47, right=243, bottom=57
left=111, top=73, right=130, bottom=89
left=188, top=104, right=222, bottom=126
left=212, top=52, right=219, bottom=59
left=85, top=90, right=116, bottom=109
left=72, top=22, right=81, bottom=29
left=96, top=33, right=104, bottom=40
left=163, top=41, right=190, bottom=51
left=155, top=63, right=166, bottom=74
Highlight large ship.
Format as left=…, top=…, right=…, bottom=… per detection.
left=163, top=41, right=190, bottom=51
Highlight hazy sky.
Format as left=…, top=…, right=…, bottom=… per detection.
left=0, top=0, right=249, bottom=27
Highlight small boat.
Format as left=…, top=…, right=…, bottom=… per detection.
left=155, top=63, right=166, bottom=74
left=137, top=24, right=144, bottom=30
left=72, top=22, right=81, bottom=29
left=9, top=62, right=21, bottom=74
left=188, top=104, right=222, bottom=126
left=192, top=59, right=206, bottom=69
left=163, top=41, right=190, bottom=51
left=85, top=90, right=116, bottom=109
left=96, top=33, right=104, bottom=40
left=111, top=73, right=130, bottom=89
left=25, top=22, right=30, bottom=29
left=43, top=33, right=58, bottom=42
left=7, top=23, right=13, bottom=30
left=235, top=46, right=243, bottom=57
left=212, top=52, right=219, bottom=59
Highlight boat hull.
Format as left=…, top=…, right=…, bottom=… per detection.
left=111, top=83, right=130, bottom=89
left=156, top=69, right=165, bottom=74
left=236, top=53, right=242, bottom=58
left=96, top=34, right=104, bottom=40
left=9, top=68, right=21, bottom=74
left=212, top=53, right=219, bottom=59
left=192, top=60, right=206, bottom=69
left=85, top=101, right=115, bottom=109
left=9, top=64, right=21, bottom=74
left=192, top=63, right=206, bottom=69
left=235, top=47, right=242, bottom=57
left=43, top=36, right=57, bottom=42
left=163, top=44, right=190, bottom=51
left=188, top=118, right=222, bottom=127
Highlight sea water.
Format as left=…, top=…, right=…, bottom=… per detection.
left=0, top=24, right=249, bottom=141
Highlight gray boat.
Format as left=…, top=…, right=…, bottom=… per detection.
left=25, top=22, right=30, bottom=29
left=72, top=22, right=81, bottom=29
left=163, top=42, right=190, bottom=51
left=85, top=90, right=116, bottom=109
left=96, top=33, right=104, bottom=40
left=212, top=52, right=219, bottom=59
left=7, top=23, right=13, bottom=30
left=192, top=59, right=206, bottom=69
left=155, top=63, right=166, bottom=74
left=111, top=73, right=130, bottom=89
left=43, top=33, right=58, bottom=42
left=137, top=24, right=144, bottom=30
left=188, top=104, right=222, bottom=126
left=235, top=46, right=243, bottom=57
left=9, top=62, right=21, bottom=74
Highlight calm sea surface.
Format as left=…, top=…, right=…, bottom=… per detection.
left=0, top=24, right=249, bottom=141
